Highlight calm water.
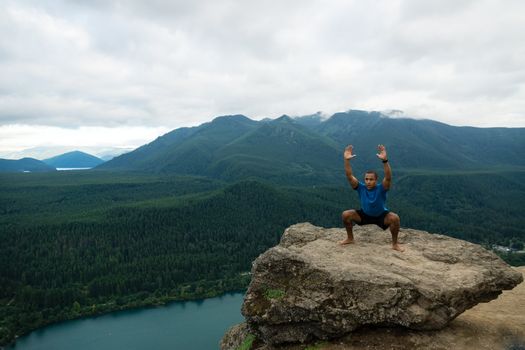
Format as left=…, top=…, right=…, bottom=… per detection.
left=56, top=168, right=92, bottom=171
left=6, top=293, right=244, bottom=350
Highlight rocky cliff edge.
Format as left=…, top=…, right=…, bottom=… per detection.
left=221, top=223, right=524, bottom=350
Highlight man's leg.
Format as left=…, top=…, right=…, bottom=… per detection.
left=384, top=212, right=404, bottom=252
left=339, top=209, right=361, bottom=245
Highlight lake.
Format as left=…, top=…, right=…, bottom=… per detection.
left=6, top=292, right=245, bottom=350
left=56, top=167, right=92, bottom=171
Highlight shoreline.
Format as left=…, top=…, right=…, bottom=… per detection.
left=1, top=283, right=248, bottom=348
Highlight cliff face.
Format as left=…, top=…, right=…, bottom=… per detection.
left=222, top=223, right=524, bottom=350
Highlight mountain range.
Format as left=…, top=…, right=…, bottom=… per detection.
left=3, top=110, right=523, bottom=177
left=97, top=110, right=525, bottom=184
left=0, top=158, right=56, bottom=173
left=1, top=146, right=132, bottom=161
left=0, top=151, right=105, bottom=172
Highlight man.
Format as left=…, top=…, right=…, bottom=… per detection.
left=339, top=144, right=404, bottom=252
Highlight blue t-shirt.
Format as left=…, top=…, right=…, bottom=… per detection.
left=354, top=182, right=388, bottom=217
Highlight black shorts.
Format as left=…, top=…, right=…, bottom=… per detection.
left=355, top=209, right=390, bottom=230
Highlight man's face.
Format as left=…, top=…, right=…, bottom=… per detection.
left=364, top=173, right=377, bottom=189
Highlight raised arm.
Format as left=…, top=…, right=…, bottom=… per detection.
left=344, top=145, right=359, bottom=189
left=376, top=144, right=392, bottom=190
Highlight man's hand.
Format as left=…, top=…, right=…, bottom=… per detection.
left=376, top=144, right=388, bottom=161
left=344, top=145, right=357, bottom=160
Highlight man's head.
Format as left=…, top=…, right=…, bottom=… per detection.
left=364, top=170, right=378, bottom=189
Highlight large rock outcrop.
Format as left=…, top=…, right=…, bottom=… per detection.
left=238, top=223, right=523, bottom=346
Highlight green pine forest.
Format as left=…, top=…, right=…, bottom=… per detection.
left=1, top=168, right=525, bottom=345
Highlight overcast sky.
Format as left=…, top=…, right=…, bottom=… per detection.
left=1, top=0, right=524, bottom=158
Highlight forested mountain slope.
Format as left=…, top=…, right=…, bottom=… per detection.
left=98, top=110, right=525, bottom=183
left=313, top=110, right=525, bottom=171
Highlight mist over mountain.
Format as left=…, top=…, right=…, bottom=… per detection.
left=97, top=110, right=525, bottom=183
left=95, top=148, right=135, bottom=161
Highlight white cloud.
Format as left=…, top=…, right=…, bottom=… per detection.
left=0, top=124, right=170, bottom=159
left=0, top=0, right=524, bottom=156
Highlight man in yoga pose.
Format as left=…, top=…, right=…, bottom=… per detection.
left=339, top=144, right=404, bottom=252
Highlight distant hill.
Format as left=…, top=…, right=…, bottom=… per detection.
left=1, top=146, right=132, bottom=161
left=43, top=151, right=104, bottom=168
left=0, top=158, right=56, bottom=173
left=97, top=110, right=525, bottom=183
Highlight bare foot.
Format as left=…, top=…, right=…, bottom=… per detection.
left=392, top=243, right=405, bottom=252
left=338, top=238, right=355, bottom=245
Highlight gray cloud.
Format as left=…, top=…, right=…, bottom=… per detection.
left=0, top=0, right=524, bottom=132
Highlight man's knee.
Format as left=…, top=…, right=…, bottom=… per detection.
left=342, top=209, right=357, bottom=223
left=386, top=212, right=400, bottom=225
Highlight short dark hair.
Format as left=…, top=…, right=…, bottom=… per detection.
left=365, top=170, right=378, bottom=180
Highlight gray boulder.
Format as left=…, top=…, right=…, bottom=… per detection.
left=241, top=223, right=523, bottom=346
